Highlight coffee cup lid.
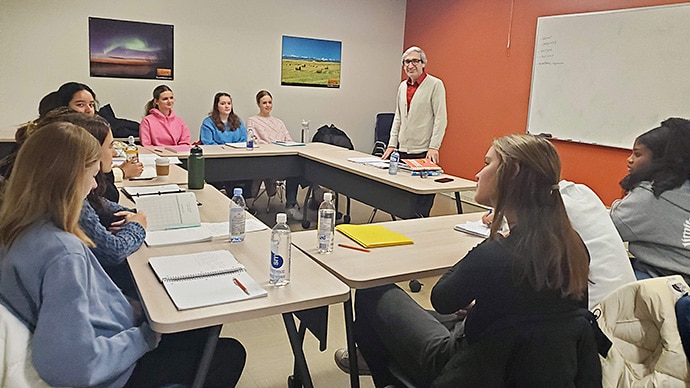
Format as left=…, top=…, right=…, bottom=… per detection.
left=155, top=157, right=170, bottom=165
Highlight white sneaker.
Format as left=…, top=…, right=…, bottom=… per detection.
left=334, top=348, right=371, bottom=375
left=285, top=205, right=303, bottom=221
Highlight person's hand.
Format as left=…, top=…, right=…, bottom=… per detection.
left=119, top=160, right=144, bottom=179
left=455, top=300, right=476, bottom=320
left=139, top=322, right=162, bottom=350
left=481, top=211, right=494, bottom=227
left=381, top=147, right=395, bottom=160
left=426, top=149, right=440, bottom=164
left=111, top=210, right=147, bottom=231
left=127, top=297, right=146, bottom=325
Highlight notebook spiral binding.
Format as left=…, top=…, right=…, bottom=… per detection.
left=162, top=266, right=246, bottom=282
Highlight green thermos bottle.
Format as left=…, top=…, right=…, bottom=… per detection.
left=187, top=145, right=205, bottom=189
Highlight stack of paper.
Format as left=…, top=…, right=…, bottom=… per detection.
left=274, top=141, right=306, bottom=147
left=454, top=220, right=490, bottom=238
left=335, top=224, right=413, bottom=248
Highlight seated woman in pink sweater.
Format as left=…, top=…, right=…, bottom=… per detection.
left=139, top=85, right=191, bottom=147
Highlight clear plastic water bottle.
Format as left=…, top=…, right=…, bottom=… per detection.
left=246, top=128, right=254, bottom=151
left=270, top=213, right=291, bottom=287
left=229, top=187, right=246, bottom=242
left=389, top=149, right=400, bottom=175
left=317, top=192, right=336, bottom=253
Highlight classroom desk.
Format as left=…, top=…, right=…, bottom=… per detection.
left=299, top=143, right=476, bottom=218
left=123, top=184, right=351, bottom=388
left=115, top=163, right=188, bottom=188
left=291, top=213, right=486, bottom=386
left=149, top=143, right=477, bottom=219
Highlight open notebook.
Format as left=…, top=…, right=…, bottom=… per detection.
left=134, top=192, right=212, bottom=247
left=149, top=250, right=267, bottom=310
left=335, top=224, right=413, bottom=248
left=454, top=220, right=491, bottom=238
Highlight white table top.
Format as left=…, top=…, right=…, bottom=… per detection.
left=123, top=183, right=350, bottom=333
left=291, top=213, right=486, bottom=289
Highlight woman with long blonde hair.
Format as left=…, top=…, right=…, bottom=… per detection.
left=0, top=122, right=245, bottom=387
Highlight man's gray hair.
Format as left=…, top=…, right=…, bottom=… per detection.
left=402, top=46, right=427, bottom=64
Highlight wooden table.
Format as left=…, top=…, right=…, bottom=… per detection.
left=291, top=213, right=486, bottom=386
left=123, top=184, right=351, bottom=388
left=149, top=143, right=477, bottom=220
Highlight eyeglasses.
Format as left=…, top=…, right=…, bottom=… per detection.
left=403, top=58, right=423, bottom=66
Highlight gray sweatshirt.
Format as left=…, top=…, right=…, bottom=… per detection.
left=610, top=180, right=690, bottom=281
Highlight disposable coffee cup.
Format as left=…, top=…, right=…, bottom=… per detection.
left=155, top=157, right=170, bottom=176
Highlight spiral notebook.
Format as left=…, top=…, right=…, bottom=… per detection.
left=149, top=250, right=267, bottom=310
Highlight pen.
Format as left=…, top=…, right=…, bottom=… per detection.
left=233, top=277, right=250, bottom=295
left=338, top=243, right=370, bottom=253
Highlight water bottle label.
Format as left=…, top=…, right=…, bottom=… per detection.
left=271, top=252, right=284, bottom=269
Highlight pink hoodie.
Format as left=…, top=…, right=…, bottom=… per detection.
left=139, top=108, right=191, bottom=146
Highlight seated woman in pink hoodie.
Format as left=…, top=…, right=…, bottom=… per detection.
left=139, top=85, right=191, bottom=147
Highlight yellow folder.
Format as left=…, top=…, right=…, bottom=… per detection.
left=335, top=224, right=414, bottom=248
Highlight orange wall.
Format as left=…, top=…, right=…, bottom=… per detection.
left=404, top=0, right=687, bottom=205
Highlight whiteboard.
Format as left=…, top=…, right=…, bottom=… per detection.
left=526, top=3, right=690, bottom=149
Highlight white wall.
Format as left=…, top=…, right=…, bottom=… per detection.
left=0, top=0, right=406, bottom=150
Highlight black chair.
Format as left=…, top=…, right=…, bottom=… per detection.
left=301, top=124, right=354, bottom=228
left=372, top=113, right=394, bottom=157
left=369, top=113, right=396, bottom=223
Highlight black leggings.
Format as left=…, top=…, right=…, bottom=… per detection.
left=125, top=327, right=246, bottom=387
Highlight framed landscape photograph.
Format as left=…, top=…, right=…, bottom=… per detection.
left=89, top=17, right=174, bottom=80
left=281, top=35, right=341, bottom=88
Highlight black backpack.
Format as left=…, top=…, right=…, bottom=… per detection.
left=312, top=124, right=354, bottom=150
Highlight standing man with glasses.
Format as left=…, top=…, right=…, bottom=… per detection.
left=383, top=46, right=448, bottom=217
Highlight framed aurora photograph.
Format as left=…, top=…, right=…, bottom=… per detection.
left=89, top=17, right=174, bottom=80
left=281, top=35, right=341, bottom=88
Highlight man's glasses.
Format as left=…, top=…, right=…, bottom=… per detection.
left=403, top=58, right=423, bottom=66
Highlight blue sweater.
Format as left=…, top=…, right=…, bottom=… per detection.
left=0, top=221, right=157, bottom=387
left=80, top=199, right=145, bottom=267
left=200, top=116, right=247, bottom=145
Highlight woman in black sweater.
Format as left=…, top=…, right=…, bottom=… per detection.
left=351, top=134, right=600, bottom=387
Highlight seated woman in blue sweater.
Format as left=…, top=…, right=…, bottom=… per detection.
left=347, top=134, right=599, bottom=387
left=0, top=122, right=245, bottom=387
left=63, top=112, right=148, bottom=298
left=0, top=123, right=159, bottom=387
left=200, top=92, right=252, bottom=197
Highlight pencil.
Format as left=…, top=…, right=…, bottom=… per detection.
left=338, top=243, right=370, bottom=253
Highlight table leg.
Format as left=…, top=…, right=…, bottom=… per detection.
left=343, top=298, right=360, bottom=388
left=454, top=192, right=464, bottom=214
left=282, top=313, right=314, bottom=388
left=191, top=325, right=221, bottom=388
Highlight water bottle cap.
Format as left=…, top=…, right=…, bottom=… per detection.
left=190, top=145, right=202, bottom=154
left=233, top=188, right=243, bottom=196
left=324, top=192, right=333, bottom=202
left=127, top=135, right=135, bottom=145
left=276, top=213, right=287, bottom=223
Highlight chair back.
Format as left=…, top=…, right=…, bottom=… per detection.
left=373, top=113, right=394, bottom=156
left=0, top=302, right=51, bottom=387
left=594, top=275, right=690, bottom=387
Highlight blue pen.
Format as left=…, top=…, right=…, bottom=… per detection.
left=488, top=208, right=493, bottom=215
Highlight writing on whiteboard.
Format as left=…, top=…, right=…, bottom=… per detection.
left=537, top=35, right=564, bottom=66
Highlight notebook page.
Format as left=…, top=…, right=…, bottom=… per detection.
left=135, top=192, right=200, bottom=231
left=148, top=250, right=243, bottom=281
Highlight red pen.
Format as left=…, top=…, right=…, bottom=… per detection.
left=338, top=243, right=370, bottom=253
left=233, top=277, right=250, bottom=295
